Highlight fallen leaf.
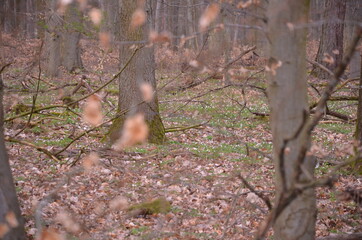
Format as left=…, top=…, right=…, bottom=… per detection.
left=199, top=3, right=220, bottom=31
left=131, top=8, right=146, bottom=29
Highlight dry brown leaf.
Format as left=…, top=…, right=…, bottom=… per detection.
left=82, top=152, right=100, bottom=171
left=5, top=212, right=18, bottom=228
left=58, top=0, right=73, bottom=14
left=131, top=8, right=146, bottom=29
left=332, top=49, right=340, bottom=55
left=139, top=82, right=154, bottom=102
left=0, top=224, right=9, bottom=238
left=83, top=94, right=103, bottom=126
left=199, top=3, right=220, bottom=31
left=89, top=8, right=102, bottom=26
left=39, top=228, right=65, bottom=240
left=286, top=22, right=294, bottom=31
left=112, top=113, right=149, bottom=150
left=265, top=57, right=282, bottom=76
left=109, top=196, right=129, bottom=210
left=323, top=53, right=335, bottom=64
left=99, top=32, right=111, bottom=49
left=148, top=31, right=171, bottom=44
left=189, top=60, right=200, bottom=68
left=237, top=0, right=252, bottom=8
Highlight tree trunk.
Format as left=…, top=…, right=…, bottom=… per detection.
left=345, top=0, right=362, bottom=78
left=155, top=0, right=163, bottom=32
left=62, top=2, right=83, bottom=72
left=3, top=0, right=16, bottom=33
left=108, top=0, right=165, bottom=145
left=268, top=0, right=316, bottom=239
left=0, top=72, right=26, bottom=240
left=355, top=51, right=362, bottom=173
left=25, top=0, right=36, bottom=38
left=44, top=0, right=62, bottom=77
left=169, top=0, right=180, bottom=50
left=100, top=0, right=119, bottom=42
left=312, top=0, right=346, bottom=79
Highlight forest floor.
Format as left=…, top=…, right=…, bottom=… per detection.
left=1, top=34, right=362, bottom=240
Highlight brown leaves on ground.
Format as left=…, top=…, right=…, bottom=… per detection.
left=112, top=113, right=149, bottom=151
left=199, top=3, right=220, bottom=31
left=82, top=152, right=100, bottom=171
left=83, top=94, right=103, bottom=126
left=109, top=196, right=129, bottom=211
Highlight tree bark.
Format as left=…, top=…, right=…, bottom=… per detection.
left=0, top=72, right=26, bottom=240
left=345, top=0, right=362, bottom=78
left=312, top=0, right=347, bottom=79
left=62, top=2, right=83, bottom=72
left=268, top=0, right=316, bottom=239
left=108, top=0, right=165, bottom=145
left=25, top=0, right=36, bottom=38
left=44, top=0, right=62, bottom=77
left=100, top=0, right=120, bottom=42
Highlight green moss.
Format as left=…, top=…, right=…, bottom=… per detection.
left=146, top=115, right=166, bottom=144
left=12, top=103, right=31, bottom=114
left=127, top=198, right=171, bottom=216
left=105, top=113, right=166, bottom=145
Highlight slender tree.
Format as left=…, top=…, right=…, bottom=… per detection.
left=268, top=0, right=316, bottom=239
left=0, top=72, right=26, bottom=240
left=108, top=1, right=165, bottom=145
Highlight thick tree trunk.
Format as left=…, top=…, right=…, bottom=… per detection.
left=44, top=0, right=62, bottom=77
left=268, top=1, right=316, bottom=240
left=108, top=0, right=165, bottom=145
left=312, top=0, right=346, bottom=79
left=62, top=2, right=83, bottom=72
left=0, top=73, right=26, bottom=240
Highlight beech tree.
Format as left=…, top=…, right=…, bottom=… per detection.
left=312, top=0, right=346, bottom=79
left=62, top=2, right=83, bottom=72
left=0, top=70, right=26, bottom=240
left=108, top=1, right=165, bottom=145
left=267, top=0, right=316, bottom=239
left=45, top=1, right=83, bottom=76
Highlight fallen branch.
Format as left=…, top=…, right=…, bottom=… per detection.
left=179, top=46, right=257, bottom=92
left=5, top=136, right=61, bottom=162
left=165, top=119, right=210, bottom=133
left=317, top=233, right=362, bottom=240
